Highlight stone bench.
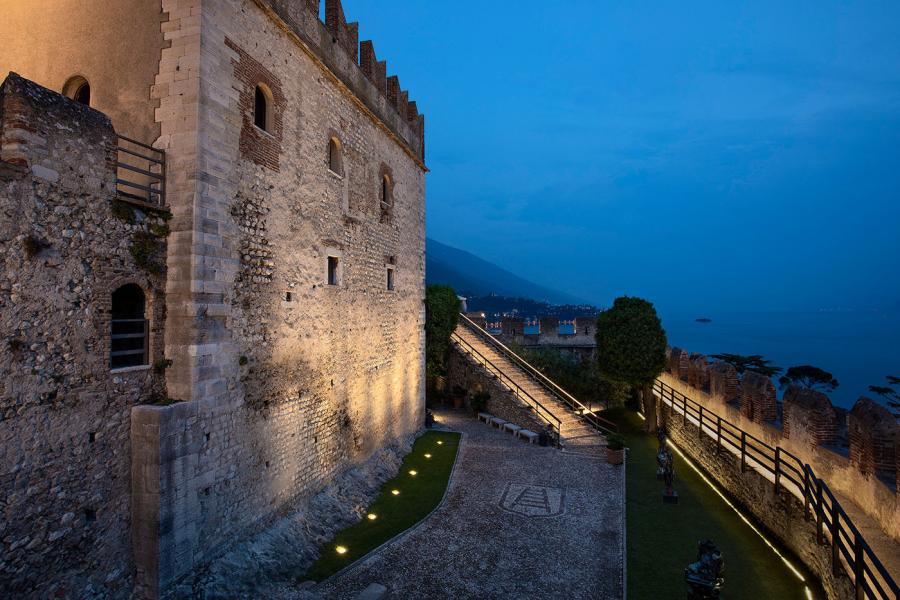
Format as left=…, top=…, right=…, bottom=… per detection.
left=502, top=422, right=522, bottom=434
left=489, top=416, right=508, bottom=429
left=477, top=412, right=493, bottom=425
left=517, top=429, right=539, bottom=444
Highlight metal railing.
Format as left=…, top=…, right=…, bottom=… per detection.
left=116, top=135, right=166, bottom=207
left=451, top=331, right=562, bottom=446
left=653, top=378, right=899, bottom=600
left=458, top=313, right=619, bottom=435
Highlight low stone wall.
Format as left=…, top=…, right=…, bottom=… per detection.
left=658, top=401, right=855, bottom=600
left=446, top=347, right=546, bottom=435
left=659, top=371, right=900, bottom=543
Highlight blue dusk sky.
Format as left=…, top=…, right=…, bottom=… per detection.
left=343, top=0, right=900, bottom=314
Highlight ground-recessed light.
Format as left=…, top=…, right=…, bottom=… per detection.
left=437, top=441, right=443, bottom=445
left=409, top=470, right=417, bottom=476
left=336, top=545, right=348, bottom=555
left=367, top=513, right=377, bottom=520
left=391, top=489, right=400, bottom=496
left=424, top=453, right=432, bottom=458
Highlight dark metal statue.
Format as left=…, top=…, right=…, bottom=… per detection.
left=685, top=540, right=725, bottom=599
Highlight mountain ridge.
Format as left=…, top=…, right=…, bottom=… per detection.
left=425, top=237, right=588, bottom=305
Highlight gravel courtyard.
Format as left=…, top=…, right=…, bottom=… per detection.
left=312, top=410, right=625, bottom=599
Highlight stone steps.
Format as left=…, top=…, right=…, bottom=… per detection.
left=456, top=326, right=607, bottom=456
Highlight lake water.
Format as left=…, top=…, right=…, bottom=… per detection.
left=659, top=308, right=900, bottom=409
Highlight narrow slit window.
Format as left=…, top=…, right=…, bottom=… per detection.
left=254, top=85, right=270, bottom=131
left=110, top=284, right=148, bottom=369
left=328, top=138, right=343, bottom=175
left=327, top=256, right=340, bottom=286
left=387, top=268, right=395, bottom=291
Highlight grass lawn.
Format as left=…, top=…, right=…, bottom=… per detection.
left=606, top=408, right=820, bottom=600
left=303, top=430, right=461, bottom=582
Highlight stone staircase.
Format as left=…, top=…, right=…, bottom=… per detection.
left=452, top=321, right=613, bottom=457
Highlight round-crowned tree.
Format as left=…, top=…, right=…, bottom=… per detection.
left=595, top=296, right=668, bottom=430
left=425, top=284, right=460, bottom=378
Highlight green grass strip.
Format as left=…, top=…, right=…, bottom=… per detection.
left=604, top=408, right=816, bottom=599
left=304, top=430, right=461, bottom=582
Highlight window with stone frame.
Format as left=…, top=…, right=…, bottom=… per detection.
left=386, top=267, right=395, bottom=291
left=327, top=256, right=340, bottom=286
left=328, top=138, right=343, bottom=176
left=110, top=284, right=149, bottom=369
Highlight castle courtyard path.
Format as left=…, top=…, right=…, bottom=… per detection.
left=311, top=409, right=625, bottom=599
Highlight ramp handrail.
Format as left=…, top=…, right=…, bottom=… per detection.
left=451, top=332, right=562, bottom=446
left=458, top=313, right=619, bottom=435
left=653, top=378, right=898, bottom=600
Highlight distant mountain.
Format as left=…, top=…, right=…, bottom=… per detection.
left=426, top=238, right=588, bottom=305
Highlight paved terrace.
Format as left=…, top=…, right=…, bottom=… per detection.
left=311, top=410, right=625, bottom=599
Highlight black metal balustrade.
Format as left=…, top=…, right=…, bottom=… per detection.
left=653, top=378, right=899, bottom=600
left=458, top=313, right=619, bottom=435
left=116, top=135, right=166, bottom=207
left=451, top=331, right=562, bottom=446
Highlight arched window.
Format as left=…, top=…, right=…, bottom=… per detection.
left=380, top=174, right=393, bottom=221
left=328, top=137, right=343, bottom=175
left=253, top=84, right=272, bottom=131
left=110, top=284, right=148, bottom=369
left=381, top=175, right=392, bottom=207
left=63, top=76, right=91, bottom=106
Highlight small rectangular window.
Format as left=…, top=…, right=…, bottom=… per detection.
left=387, top=268, right=395, bottom=291
left=328, top=256, right=340, bottom=286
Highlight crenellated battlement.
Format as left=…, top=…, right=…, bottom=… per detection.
left=260, top=0, right=425, bottom=161
left=658, top=346, right=900, bottom=545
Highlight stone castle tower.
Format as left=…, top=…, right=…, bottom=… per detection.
left=0, top=1, right=426, bottom=597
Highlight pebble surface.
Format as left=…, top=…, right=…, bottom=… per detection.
left=309, top=409, right=625, bottom=599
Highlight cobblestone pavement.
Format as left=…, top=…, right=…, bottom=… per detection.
left=313, top=409, right=625, bottom=600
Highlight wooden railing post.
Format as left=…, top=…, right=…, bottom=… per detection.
left=854, top=532, right=864, bottom=600
left=774, top=447, right=781, bottom=493
left=816, top=479, right=824, bottom=544
left=683, top=396, right=688, bottom=426
left=803, top=467, right=811, bottom=521
left=716, top=417, right=722, bottom=453
left=740, top=432, right=747, bottom=472
left=832, top=508, right=840, bottom=576
left=698, top=406, right=704, bottom=438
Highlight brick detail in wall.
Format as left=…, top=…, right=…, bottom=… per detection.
left=741, top=370, right=777, bottom=423
left=687, top=353, right=710, bottom=391
left=325, top=0, right=359, bottom=62
left=668, top=347, right=690, bottom=381
left=782, top=386, right=837, bottom=446
left=709, top=361, right=740, bottom=402
left=849, top=397, right=898, bottom=483
left=225, top=37, right=286, bottom=172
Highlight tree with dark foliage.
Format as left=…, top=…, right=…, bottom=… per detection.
left=709, top=353, right=782, bottom=378
left=425, top=285, right=460, bottom=377
left=778, top=365, right=840, bottom=392
left=595, top=297, right=668, bottom=431
left=868, top=375, right=900, bottom=414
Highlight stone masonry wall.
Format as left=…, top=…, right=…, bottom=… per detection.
left=659, top=402, right=855, bottom=600
left=447, top=347, right=547, bottom=435
left=658, top=371, right=900, bottom=543
left=0, top=75, right=168, bottom=598
left=133, top=0, right=427, bottom=594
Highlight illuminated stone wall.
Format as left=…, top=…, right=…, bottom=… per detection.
left=0, top=0, right=426, bottom=597
left=658, top=364, right=900, bottom=544
left=660, top=401, right=855, bottom=600
left=0, top=75, right=168, bottom=598
left=132, top=0, right=427, bottom=596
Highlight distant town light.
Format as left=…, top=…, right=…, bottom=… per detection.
left=336, top=545, right=348, bottom=555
